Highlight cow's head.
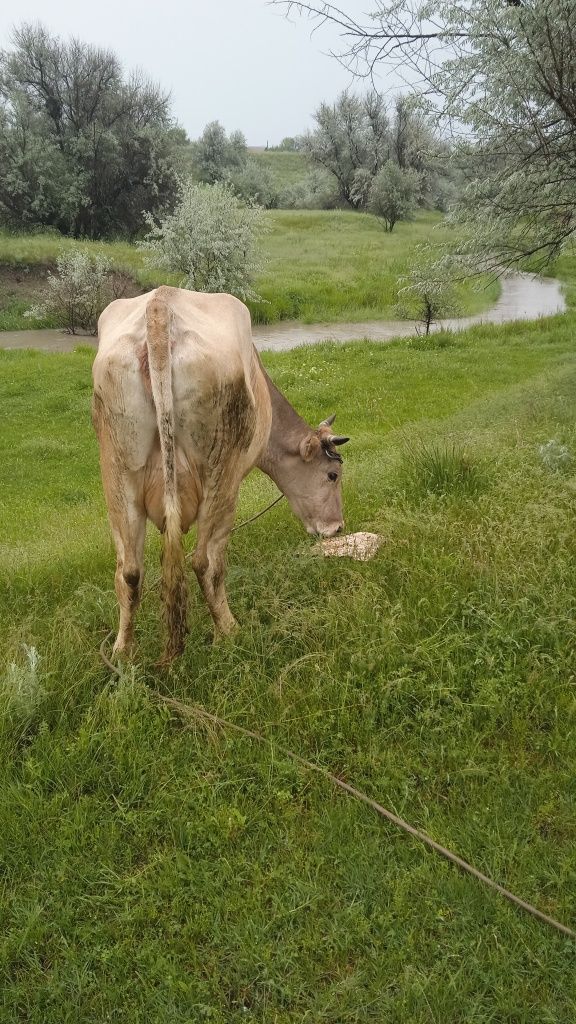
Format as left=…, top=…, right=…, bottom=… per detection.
left=281, top=414, right=349, bottom=537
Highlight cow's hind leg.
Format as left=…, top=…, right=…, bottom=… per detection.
left=101, top=462, right=147, bottom=657
left=192, top=485, right=239, bottom=638
left=111, top=496, right=147, bottom=657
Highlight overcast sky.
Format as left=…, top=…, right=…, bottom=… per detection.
left=0, top=0, right=401, bottom=145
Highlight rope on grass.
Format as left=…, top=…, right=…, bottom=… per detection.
left=98, top=632, right=576, bottom=941
left=229, top=492, right=284, bottom=533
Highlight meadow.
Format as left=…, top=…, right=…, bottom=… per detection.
left=0, top=210, right=499, bottom=331
left=1, top=304, right=576, bottom=1020
left=248, top=148, right=309, bottom=190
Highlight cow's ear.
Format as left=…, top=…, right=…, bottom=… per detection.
left=299, top=433, right=321, bottom=462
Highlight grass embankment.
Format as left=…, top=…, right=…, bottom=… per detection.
left=0, top=210, right=499, bottom=330
left=1, top=312, right=576, bottom=1021
left=248, top=148, right=309, bottom=190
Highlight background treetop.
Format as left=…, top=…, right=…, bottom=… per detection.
left=0, top=21, right=187, bottom=240
left=273, top=0, right=576, bottom=268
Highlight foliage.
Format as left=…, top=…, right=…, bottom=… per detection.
left=2, top=311, right=576, bottom=1019
left=226, top=158, right=279, bottom=208
left=140, top=179, right=269, bottom=300
left=366, top=160, right=421, bottom=232
left=303, top=90, right=451, bottom=213
left=0, top=212, right=500, bottom=330
left=396, top=258, right=460, bottom=333
left=25, top=249, right=129, bottom=334
left=278, top=169, right=339, bottom=210
left=274, top=0, right=576, bottom=269
left=0, top=23, right=186, bottom=240
left=538, top=439, right=572, bottom=474
left=190, top=120, right=247, bottom=184
left=303, top=90, right=390, bottom=205
left=277, top=136, right=302, bottom=151
left=0, top=644, right=44, bottom=726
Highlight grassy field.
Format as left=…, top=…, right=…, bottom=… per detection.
left=251, top=210, right=499, bottom=323
left=1, top=307, right=576, bottom=1020
left=248, top=148, right=309, bottom=190
left=0, top=210, right=500, bottom=330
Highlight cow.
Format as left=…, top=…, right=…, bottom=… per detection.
left=92, top=285, right=349, bottom=662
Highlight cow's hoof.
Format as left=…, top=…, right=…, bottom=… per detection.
left=213, top=617, right=239, bottom=642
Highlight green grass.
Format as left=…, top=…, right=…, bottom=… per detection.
left=0, top=211, right=500, bottom=330
left=250, top=210, right=500, bottom=324
left=248, top=149, right=309, bottom=190
left=1, top=309, right=576, bottom=1021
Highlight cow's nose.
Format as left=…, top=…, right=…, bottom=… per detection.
left=321, top=522, right=343, bottom=538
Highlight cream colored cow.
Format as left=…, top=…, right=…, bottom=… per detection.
left=92, top=286, right=349, bottom=661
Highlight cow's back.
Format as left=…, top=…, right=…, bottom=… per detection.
left=94, top=287, right=272, bottom=523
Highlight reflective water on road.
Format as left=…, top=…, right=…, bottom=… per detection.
left=0, top=272, right=565, bottom=354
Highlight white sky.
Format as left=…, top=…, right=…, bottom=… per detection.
left=0, top=1, right=400, bottom=145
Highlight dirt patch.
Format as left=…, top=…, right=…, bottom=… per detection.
left=0, top=262, right=143, bottom=312
left=0, top=263, right=55, bottom=305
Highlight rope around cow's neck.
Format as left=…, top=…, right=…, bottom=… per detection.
left=98, top=633, right=575, bottom=941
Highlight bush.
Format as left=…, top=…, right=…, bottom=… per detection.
left=279, top=170, right=339, bottom=210
left=396, top=263, right=460, bottom=334
left=140, top=178, right=269, bottom=300
left=368, top=160, right=421, bottom=231
left=26, top=249, right=129, bottom=334
left=227, top=159, right=279, bottom=208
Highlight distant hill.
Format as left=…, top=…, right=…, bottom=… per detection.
left=248, top=148, right=309, bottom=190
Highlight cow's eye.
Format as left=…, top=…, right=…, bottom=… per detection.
left=328, top=471, right=338, bottom=482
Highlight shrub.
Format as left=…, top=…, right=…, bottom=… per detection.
left=279, top=170, right=339, bottom=210
left=140, top=178, right=269, bottom=300
left=368, top=160, right=421, bottom=231
left=227, top=159, right=279, bottom=208
left=0, top=645, right=44, bottom=726
left=26, top=249, right=128, bottom=334
left=396, top=263, right=460, bottom=334
left=539, top=440, right=572, bottom=473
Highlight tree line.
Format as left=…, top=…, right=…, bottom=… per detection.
left=0, top=21, right=456, bottom=241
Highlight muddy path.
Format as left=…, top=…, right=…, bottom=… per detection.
left=0, top=272, right=565, bottom=355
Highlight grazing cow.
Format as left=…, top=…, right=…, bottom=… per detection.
left=92, top=286, right=349, bottom=661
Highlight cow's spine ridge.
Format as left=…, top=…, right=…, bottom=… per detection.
left=145, top=287, right=188, bottom=658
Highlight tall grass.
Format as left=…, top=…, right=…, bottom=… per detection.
left=1, top=310, right=576, bottom=1020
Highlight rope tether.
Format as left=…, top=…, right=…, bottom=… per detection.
left=99, top=633, right=575, bottom=941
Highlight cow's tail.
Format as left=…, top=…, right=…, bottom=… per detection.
left=145, top=288, right=187, bottom=659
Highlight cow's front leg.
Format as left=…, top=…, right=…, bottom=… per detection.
left=192, top=490, right=238, bottom=637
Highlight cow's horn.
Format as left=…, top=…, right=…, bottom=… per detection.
left=330, top=434, right=349, bottom=446
left=319, top=413, right=336, bottom=427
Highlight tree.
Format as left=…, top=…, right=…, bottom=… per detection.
left=140, top=179, right=269, bottom=300
left=367, top=160, right=420, bottom=231
left=273, top=1, right=576, bottom=268
left=302, top=91, right=390, bottom=205
left=191, top=121, right=247, bottom=184
left=0, top=23, right=185, bottom=239
left=396, top=263, right=460, bottom=334
left=304, top=88, right=450, bottom=211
